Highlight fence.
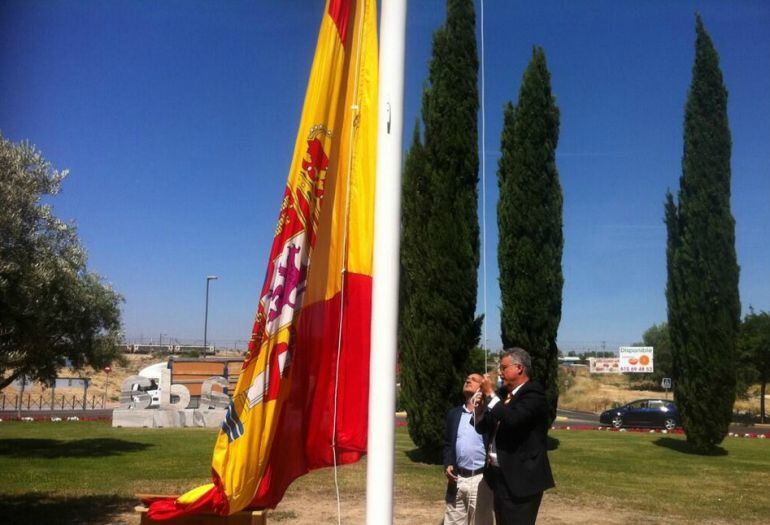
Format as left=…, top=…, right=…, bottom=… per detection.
left=0, top=393, right=106, bottom=411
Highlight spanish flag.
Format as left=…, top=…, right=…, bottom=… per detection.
left=147, top=0, right=377, bottom=518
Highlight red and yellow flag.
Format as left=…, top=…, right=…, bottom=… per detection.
left=147, top=0, right=377, bottom=518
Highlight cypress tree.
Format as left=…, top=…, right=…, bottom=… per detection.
left=665, top=15, right=740, bottom=453
left=497, top=47, right=563, bottom=425
left=399, top=123, right=453, bottom=459
left=399, top=0, right=481, bottom=460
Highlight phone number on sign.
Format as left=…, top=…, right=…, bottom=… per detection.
left=620, top=366, right=654, bottom=373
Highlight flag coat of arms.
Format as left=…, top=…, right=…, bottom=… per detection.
left=147, top=0, right=377, bottom=518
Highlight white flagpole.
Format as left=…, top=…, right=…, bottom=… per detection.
left=366, top=0, right=406, bottom=524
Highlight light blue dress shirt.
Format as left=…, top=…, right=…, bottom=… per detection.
left=455, top=406, right=486, bottom=470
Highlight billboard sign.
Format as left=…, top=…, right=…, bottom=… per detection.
left=619, top=346, right=654, bottom=373
left=588, top=358, right=620, bottom=374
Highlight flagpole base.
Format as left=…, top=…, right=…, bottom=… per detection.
left=135, top=495, right=266, bottom=525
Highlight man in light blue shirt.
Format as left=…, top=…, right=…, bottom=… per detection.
left=443, top=373, right=494, bottom=525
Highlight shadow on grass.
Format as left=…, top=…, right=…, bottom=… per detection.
left=0, top=493, right=136, bottom=525
left=0, top=438, right=152, bottom=458
left=653, top=437, right=728, bottom=456
left=405, top=447, right=442, bottom=465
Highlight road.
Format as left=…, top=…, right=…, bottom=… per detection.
left=3, top=407, right=766, bottom=435
left=555, top=408, right=599, bottom=426
left=554, top=407, right=768, bottom=435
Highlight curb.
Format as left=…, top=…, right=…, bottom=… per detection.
left=551, top=425, right=769, bottom=439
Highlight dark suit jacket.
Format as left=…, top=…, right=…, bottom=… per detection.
left=475, top=381, right=555, bottom=498
left=443, top=405, right=489, bottom=468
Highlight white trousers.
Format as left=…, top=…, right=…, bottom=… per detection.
left=444, top=473, right=494, bottom=525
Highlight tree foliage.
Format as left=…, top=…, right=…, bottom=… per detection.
left=737, top=309, right=770, bottom=423
left=465, top=346, right=489, bottom=375
left=398, top=0, right=481, bottom=461
left=665, top=16, right=740, bottom=453
left=0, top=133, right=123, bottom=389
left=497, top=47, right=563, bottom=425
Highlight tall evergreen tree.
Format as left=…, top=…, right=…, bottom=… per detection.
left=497, top=47, right=562, bottom=424
left=665, top=15, right=740, bottom=453
left=399, top=123, right=454, bottom=459
left=398, top=0, right=481, bottom=460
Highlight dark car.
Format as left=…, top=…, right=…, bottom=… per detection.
left=600, top=399, right=679, bottom=430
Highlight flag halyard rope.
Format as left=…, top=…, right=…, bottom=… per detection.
left=331, top=1, right=369, bottom=524
left=481, top=0, right=489, bottom=371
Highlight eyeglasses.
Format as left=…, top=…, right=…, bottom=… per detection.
left=499, top=362, right=521, bottom=372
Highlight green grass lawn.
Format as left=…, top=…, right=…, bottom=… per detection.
left=548, top=430, right=770, bottom=523
left=0, top=422, right=768, bottom=524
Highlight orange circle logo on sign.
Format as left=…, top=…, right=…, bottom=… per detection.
left=639, top=355, right=650, bottom=366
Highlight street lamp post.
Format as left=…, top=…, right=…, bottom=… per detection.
left=204, top=275, right=218, bottom=353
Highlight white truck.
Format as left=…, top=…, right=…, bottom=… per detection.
left=130, top=361, right=166, bottom=408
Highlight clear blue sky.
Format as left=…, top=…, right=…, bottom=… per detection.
left=2, top=1, right=768, bottom=352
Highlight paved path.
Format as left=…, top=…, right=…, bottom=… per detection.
left=0, top=408, right=112, bottom=420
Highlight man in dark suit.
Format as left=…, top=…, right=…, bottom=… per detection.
left=443, top=373, right=494, bottom=525
left=475, top=348, right=555, bottom=525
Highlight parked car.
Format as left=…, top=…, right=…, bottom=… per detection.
left=600, top=399, right=679, bottom=430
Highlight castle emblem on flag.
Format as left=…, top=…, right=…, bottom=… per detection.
left=267, top=243, right=307, bottom=323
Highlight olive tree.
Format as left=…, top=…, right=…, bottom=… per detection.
left=1, top=133, right=122, bottom=389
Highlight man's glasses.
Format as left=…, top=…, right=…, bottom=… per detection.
left=499, top=362, right=520, bottom=372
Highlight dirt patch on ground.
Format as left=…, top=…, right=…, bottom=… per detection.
left=265, top=492, right=721, bottom=525
left=114, top=491, right=745, bottom=525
